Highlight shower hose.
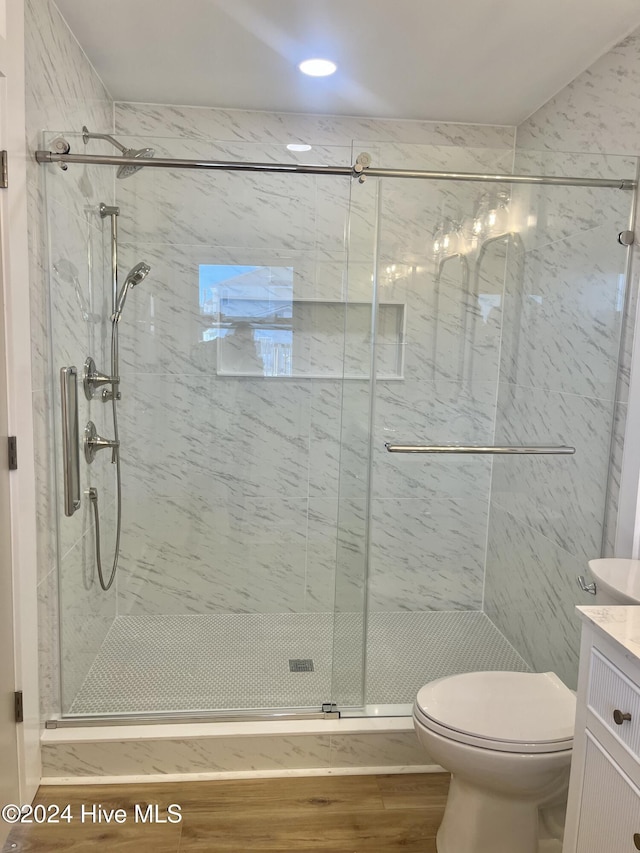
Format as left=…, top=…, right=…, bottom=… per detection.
left=88, top=319, right=122, bottom=591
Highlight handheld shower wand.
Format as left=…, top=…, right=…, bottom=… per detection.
left=112, top=261, right=151, bottom=323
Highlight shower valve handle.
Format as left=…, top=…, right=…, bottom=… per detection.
left=84, top=420, right=119, bottom=464
left=83, top=356, right=119, bottom=401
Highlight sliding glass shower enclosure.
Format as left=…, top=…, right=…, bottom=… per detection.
left=40, top=129, right=636, bottom=721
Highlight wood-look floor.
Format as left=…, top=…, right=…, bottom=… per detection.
left=3, top=773, right=449, bottom=852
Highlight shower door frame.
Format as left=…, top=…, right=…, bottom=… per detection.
left=37, top=140, right=639, bottom=726
left=36, top=146, right=636, bottom=189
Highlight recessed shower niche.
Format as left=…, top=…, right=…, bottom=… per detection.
left=216, top=301, right=405, bottom=378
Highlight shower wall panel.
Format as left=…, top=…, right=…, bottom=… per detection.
left=484, top=153, right=635, bottom=688
left=516, top=26, right=640, bottom=556
left=112, top=143, right=357, bottom=617
left=365, top=145, right=512, bottom=613
left=112, top=104, right=516, bottom=617
left=25, top=0, right=115, bottom=717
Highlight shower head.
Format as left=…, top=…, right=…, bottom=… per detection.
left=125, top=261, right=151, bottom=289
left=113, top=262, right=151, bottom=323
left=82, top=126, right=155, bottom=178
left=116, top=147, right=155, bottom=179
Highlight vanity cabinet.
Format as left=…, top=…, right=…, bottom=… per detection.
left=563, top=612, right=640, bottom=853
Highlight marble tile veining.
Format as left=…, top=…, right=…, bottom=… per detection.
left=42, top=735, right=333, bottom=777
left=115, top=102, right=516, bottom=151
left=577, top=605, right=640, bottom=662
left=484, top=505, right=585, bottom=689
left=515, top=24, right=640, bottom=561
left=517, top=28, right=640, bottom=156
left=368, top=497, right=489, bottom=612
left=490, top=383, right=614, bottom=561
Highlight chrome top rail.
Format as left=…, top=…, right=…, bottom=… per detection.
left=385, top=443, right=576, bottom=455
left=34, top=150, right=637, bottom=189
left=363, top=169, right=635, bottom=189
left=35, top=150, right=359, bottom=178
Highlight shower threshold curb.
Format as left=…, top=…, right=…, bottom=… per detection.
left=41, top=765, right=443, bottom=785
left=41, top=714, right=415, bottom=743
left=40, top=715, right=441, bottom=783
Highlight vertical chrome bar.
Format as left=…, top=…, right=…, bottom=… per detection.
left=99, top=202, right=119, bottom=378
left=60, top=366, right=81, bottom=516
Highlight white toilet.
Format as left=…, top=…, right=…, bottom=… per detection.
left=413, top=670, right=576, bottom=853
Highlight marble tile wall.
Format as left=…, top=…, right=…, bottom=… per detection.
left=112, top=103, right=516, bottom=618
left=25, top=0, right=115, bottom=718
left=516, top=29, right=640, bottom=558
left=40, top=727, right=428, bottom=778
left=484, top=50, right=640, bottom=687
left=368, top=194, right=510, bottom=612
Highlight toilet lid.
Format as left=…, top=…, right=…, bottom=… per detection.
left=415, top=671, right=575, bottom=753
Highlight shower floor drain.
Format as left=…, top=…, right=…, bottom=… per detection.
left=289, top=659, right=314, bottom=672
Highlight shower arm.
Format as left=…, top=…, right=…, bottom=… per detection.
left=82, top=126, right=127, bottom=153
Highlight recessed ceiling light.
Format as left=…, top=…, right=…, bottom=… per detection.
left=298, top=58, right=337, bottom=77
left=287, top=144, right=312, bottom=152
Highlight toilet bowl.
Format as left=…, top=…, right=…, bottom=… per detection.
left=413, top=671, right=576, bottom=853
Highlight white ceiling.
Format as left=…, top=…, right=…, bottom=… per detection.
left=56, top=0, right=640, bottom=124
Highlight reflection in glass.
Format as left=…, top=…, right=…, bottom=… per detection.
left=199, top=264, right=294, bottom=376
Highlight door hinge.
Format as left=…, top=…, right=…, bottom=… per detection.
left=0, top=150, right=7, bottom=188
left=14, top=691, right=23, bottom=723
left=8, top=436, right=17, bottom=470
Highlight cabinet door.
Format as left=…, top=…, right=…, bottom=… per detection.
left=576, top=734, right=640, bottom=852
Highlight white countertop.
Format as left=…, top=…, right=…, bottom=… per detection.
left=578, top=605, right=640, bottom=661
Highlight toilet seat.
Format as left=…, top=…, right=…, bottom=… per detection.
left=414, top=671, right=576, bottom=755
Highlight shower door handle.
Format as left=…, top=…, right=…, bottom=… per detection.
left=384, top=443, right=576, bottom=455
left=61, top=366, right=81, bottom=516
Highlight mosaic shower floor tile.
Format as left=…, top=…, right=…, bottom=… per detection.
left=68, top=610, right=529, bottom=715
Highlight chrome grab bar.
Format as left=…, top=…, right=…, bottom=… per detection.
left=60, top=366, right=81, bottom=516
left=385, top=443, right=575, bottom=455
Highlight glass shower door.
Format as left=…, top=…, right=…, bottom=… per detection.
left=45, top=131, right=370, bottom=718
left=339, top=143, right=637, bottom=716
